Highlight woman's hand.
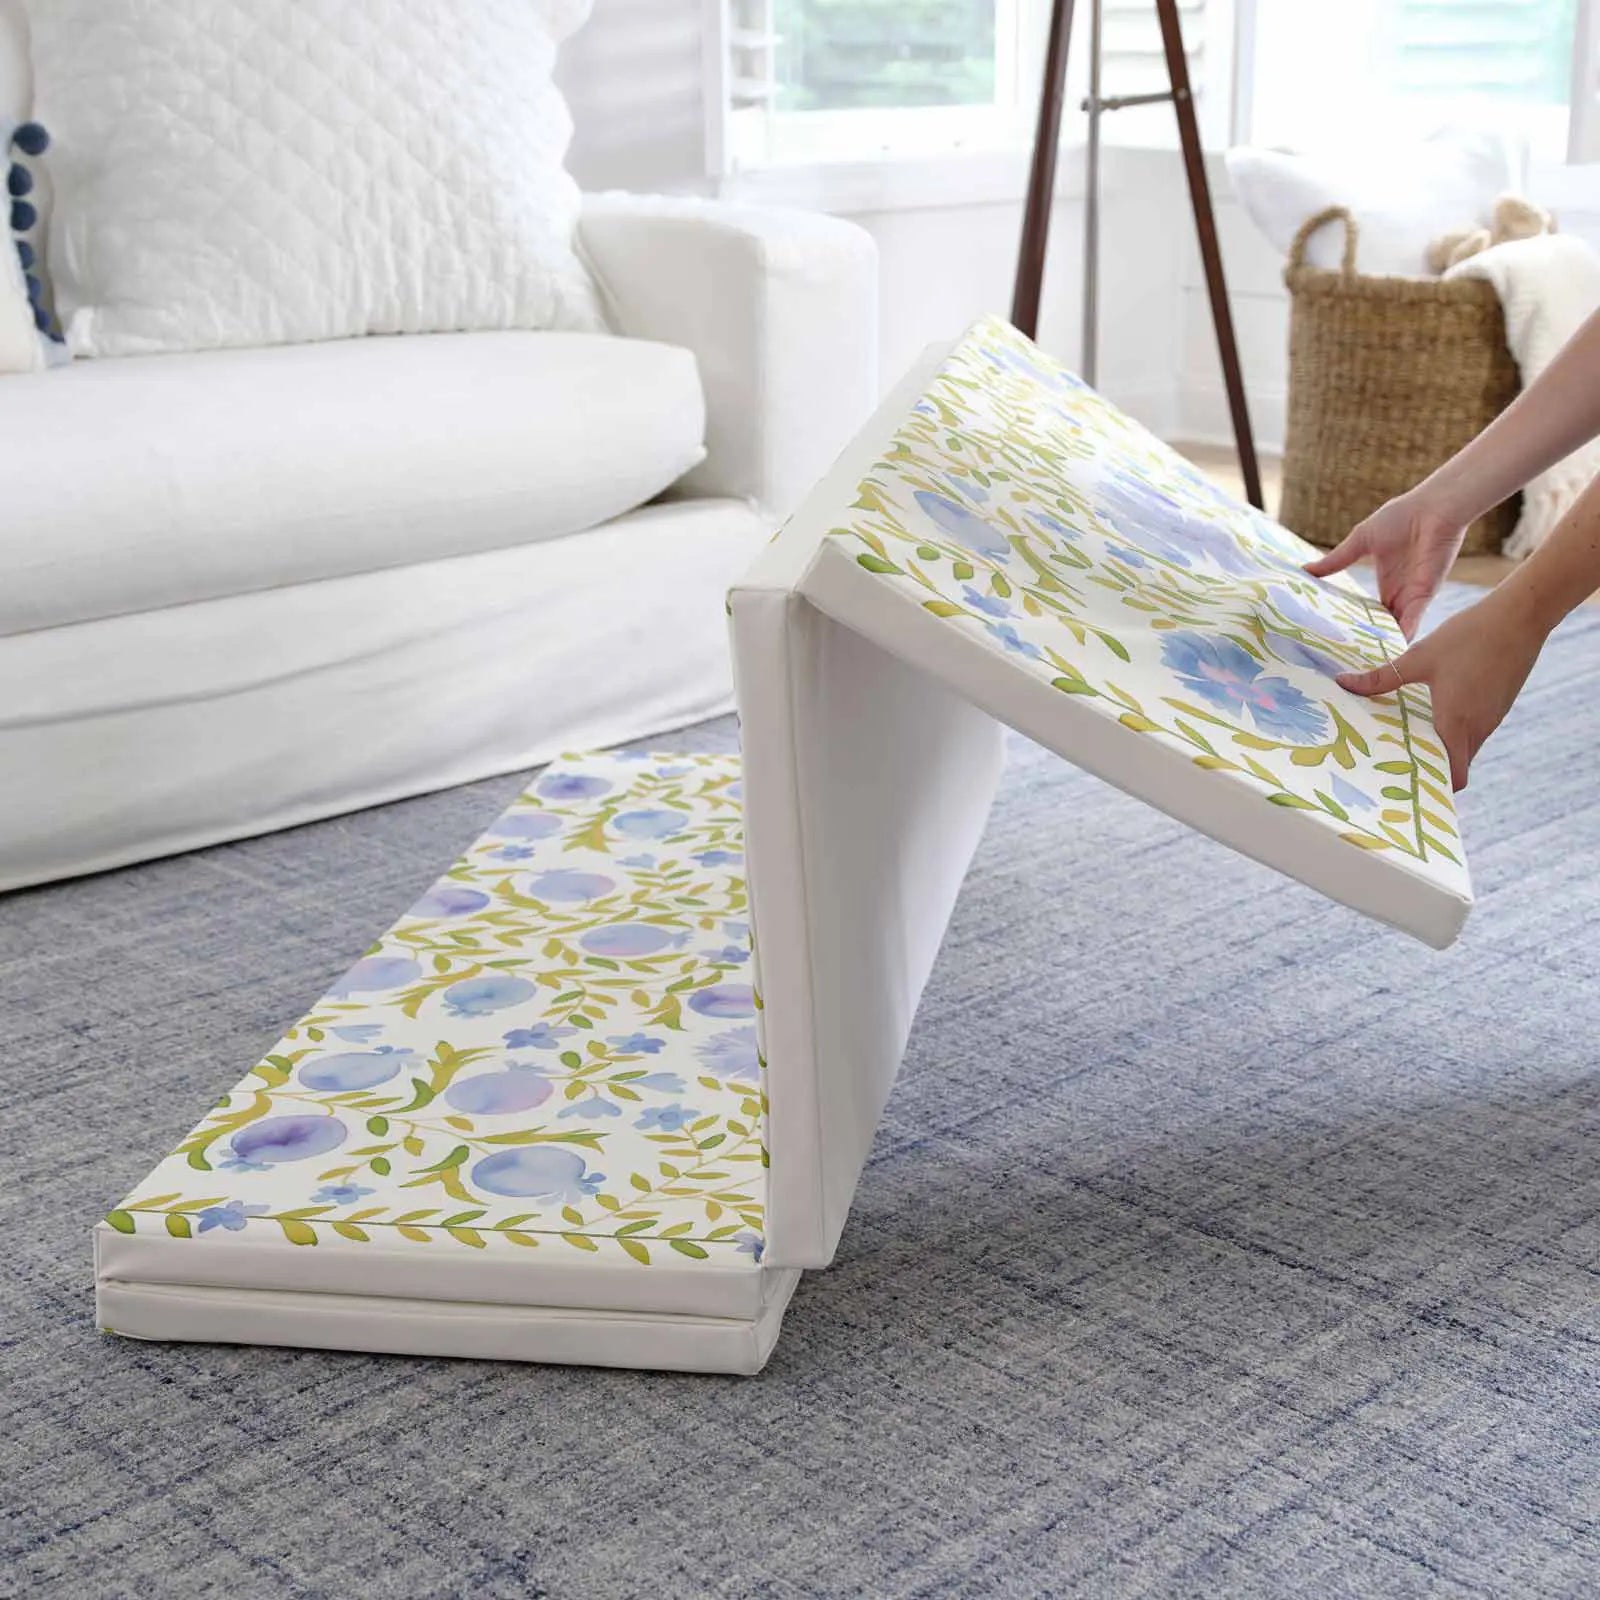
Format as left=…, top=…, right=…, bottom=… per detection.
left=1334, top=586, right=1546, bottom=790
left=1304, top=492, right=1467, bottom=640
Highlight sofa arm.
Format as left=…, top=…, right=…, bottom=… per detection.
left=579, top=192, right=878, bottom=524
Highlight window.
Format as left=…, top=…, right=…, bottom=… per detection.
left=713, top=0, right=1226, bottom=175
left=1245, top=0, right=1582, bottom=161
left=720, top=0, right=1029, bottom=168
left=712, top=0, right=1594, bottom=180
left=773, top=0, right=1000, bottom=112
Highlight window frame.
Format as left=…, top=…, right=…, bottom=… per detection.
left=708, top=0, right=1600, bottom=188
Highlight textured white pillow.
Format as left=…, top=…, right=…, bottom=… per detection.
left=1225, top=130, right=1524, bottom=277
left=26, top=0, right=603, bottom=357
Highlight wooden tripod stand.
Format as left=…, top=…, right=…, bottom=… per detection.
left=1010, top=0, right=1263, bottom=510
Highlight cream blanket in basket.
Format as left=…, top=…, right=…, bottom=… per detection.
left=1447, top=233, right=1600, bottom=558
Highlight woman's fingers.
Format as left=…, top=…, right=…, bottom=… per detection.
left=1334, top=650, right=1420, bottom=698
left=1335, top=642, right=1471, bottom=790
left=1393, top=596, right=1428, bottom=641
left=1303, top=527, right=1368, bottom=578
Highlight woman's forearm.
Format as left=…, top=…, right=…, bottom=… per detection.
left=1417, top=307, right=1600, bottom=527
left=1495, top=468, right=1600, bottom=638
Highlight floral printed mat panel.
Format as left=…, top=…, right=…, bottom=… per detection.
left=804, top=316, right=1471, bottom=935
left=104, top=754, right=770, bottom=1280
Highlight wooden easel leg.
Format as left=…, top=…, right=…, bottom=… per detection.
left=1153, top=0, right=1263, bottom=508
left=1011, top=0, right=1076, bottom=339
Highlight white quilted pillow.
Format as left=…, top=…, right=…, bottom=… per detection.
left=26, top=0, right=602, bottom=357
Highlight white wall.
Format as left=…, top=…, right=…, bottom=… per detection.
left=557, top=0, right=1290, bottom=453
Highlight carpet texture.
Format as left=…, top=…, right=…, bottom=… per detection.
left=3, top=586, right=1597, bottom=1598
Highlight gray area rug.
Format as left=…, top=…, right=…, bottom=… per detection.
left=3, top=585, right=1597, bottom=1598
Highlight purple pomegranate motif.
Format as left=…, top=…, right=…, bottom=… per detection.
left=327, top=955, right=422, bottom=998
left=444, top=1066, right=553, bottom=1115
left=537, top=772, right=612, bottom=801
left=688, top=984, right=756, bottom=1019
left=471, top=1147, right=604, bottom=1202
left=408, top=885, right=491, bottom=919
left=230, top=1115, right=347, bottom=1165
left=442, top=975, right=538, bottom=1018
left=298, top=1050, right=409, bottom=1092
left=612, top=809, right=688, bottom=840
left=579, top=923, right=679, bottom=959
left=525, top=870, right=616, bottom=904
left=492, top=811, right=563, bottom=841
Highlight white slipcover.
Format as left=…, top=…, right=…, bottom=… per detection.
left=0, top=330, right=707, bottom=637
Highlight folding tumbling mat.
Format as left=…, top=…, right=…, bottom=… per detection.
left=97, top=318, right=1473, bottom=1374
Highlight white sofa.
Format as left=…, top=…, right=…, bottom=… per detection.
left=0, top=36, right=877, bottom=892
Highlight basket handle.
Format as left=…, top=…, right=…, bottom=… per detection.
left=1288, top=205, right=1359, bottom=276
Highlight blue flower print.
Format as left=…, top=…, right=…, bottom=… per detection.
left=197, top=1200, right=269, bottom=1234
left=537, top=772, right=612, bottom=802
left=636, top=1104, right=701, bottom=1133
left=1093, top=471, right=1255, bottom=575
left=608, top=1032, right=666, bottom=1055
left=1329, top=772, right=1376, bottom=813
left=631, top=1072, right=686, bottom=1093
left=978, top=340, right=1084, bottom=393
left=218, top=1153, right=271, bottom=1173
left=442, top=975, right=537, bottom=1018
left=962, top=585, right=1012, bottom=618
left=330, top=1023, right=383, bottom=1044
left=1028, top=511, right=1079, bottom=545
left=1243, top=509, right=1313, bottom=573
left=913, top=489, right=1013, bottom=563
left=985, top=622, right=1043, bottom=661
left=558, top=1095, right=623, bottom=1120
left=709, top=944, right=749, bottom=965
left=1160, top=630, right=1330, bottom=744
left=697, top=1025, right=762, bottom=1082
left=735, top=1231, right=765, bottom=1262
left=1104, top=542, right=1146, bottom=568
left=1265, top=631, right=1342, bottom=678
left=1268, top=584, right=1350, bottom=643
left=722, top=920, right=749, bottom=941
left=655, top=763, right=694, bottom=778
left=502, top=1022, right=577, bottom=1050
left=311, top=1183, right=376, bottom=1206
left=694, top=849, right=742, bottom=867
left=620, top=853, right=658, bottom=869
left=944, top=472, right=988, bottom=505
left=495, top=844, right=538, bottom=862
left=471, top=1147, right=604, bottom=1201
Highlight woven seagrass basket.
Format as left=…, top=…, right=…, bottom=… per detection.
left=1278, top=205, right=1519, bottom=554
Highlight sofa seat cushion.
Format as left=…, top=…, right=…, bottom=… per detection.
left=0, top=330, right=707, bottom=637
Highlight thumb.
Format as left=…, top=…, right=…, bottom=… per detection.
left=1336, top=650, right=1419, bottom=699
left=1304, top=528, right=1368, bottom=578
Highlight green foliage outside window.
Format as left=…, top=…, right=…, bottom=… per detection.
left=773, top=0, right=998, bottom=112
